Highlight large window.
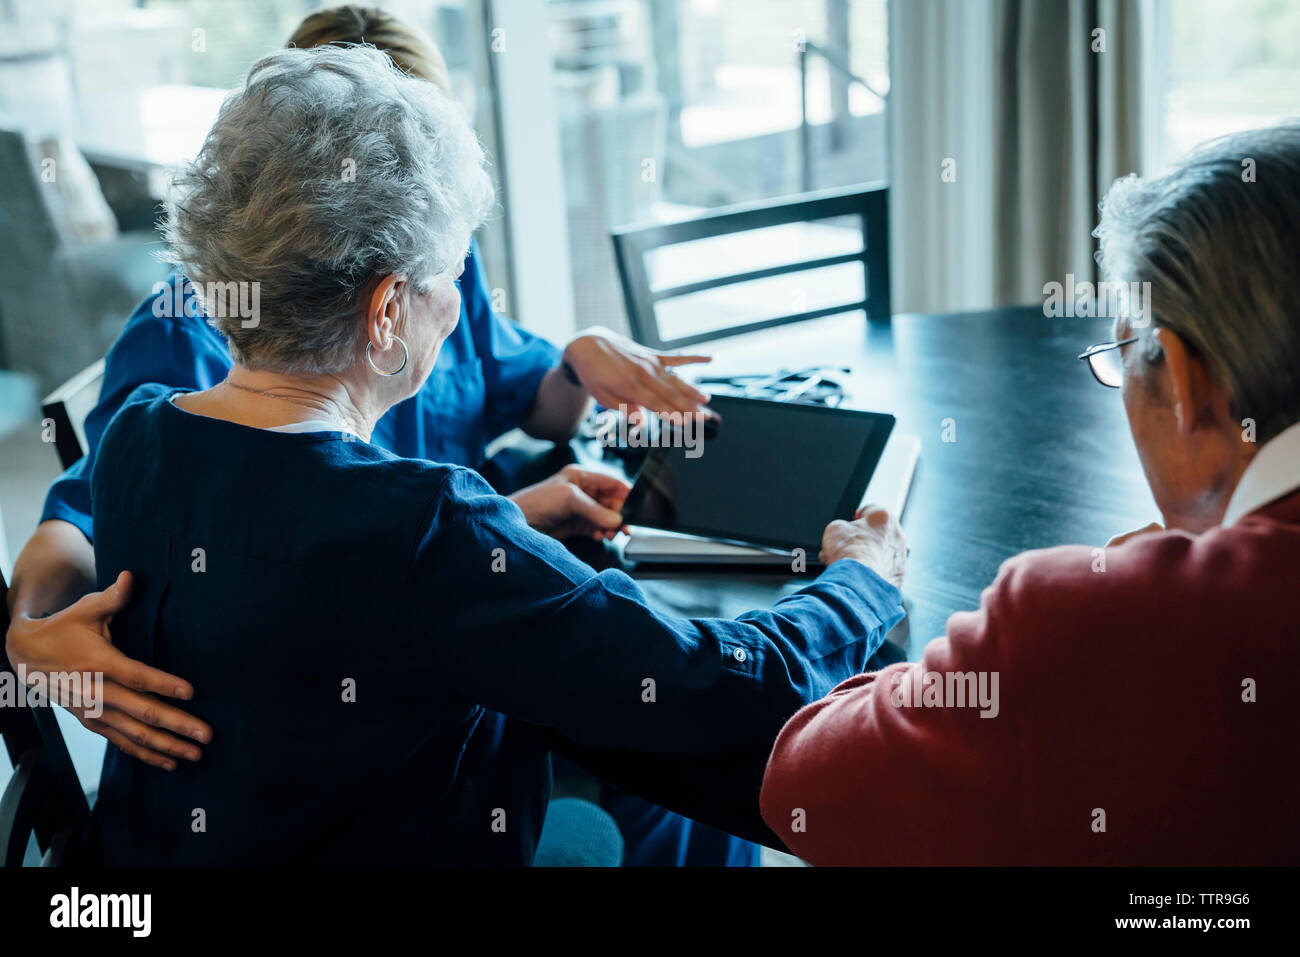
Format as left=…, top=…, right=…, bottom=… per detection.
left=1156, top=0, right=1300, bottom=168
left=136, top=0, right=492, bottom=113
left=71, top=0, right=511, bottom=303
left=546, top=0, right=888, bottom=332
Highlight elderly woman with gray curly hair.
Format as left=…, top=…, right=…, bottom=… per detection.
left=67, top=45, right=908, bottom=865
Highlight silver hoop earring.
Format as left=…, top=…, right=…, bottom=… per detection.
left=366, top=335, right=408, bottom=376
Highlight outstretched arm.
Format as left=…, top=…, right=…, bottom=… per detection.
left=6, top=526, right=212, bottom=770
left=418, top=475, right=907, bottom=839
left=6, top=281, right=226, bottom=769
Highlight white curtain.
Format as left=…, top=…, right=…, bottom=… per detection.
left=888, top=0, right=1147, bottom=313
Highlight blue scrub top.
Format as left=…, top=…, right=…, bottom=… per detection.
left=41, top=242, right=559, bottom=540
left=88, top=384, right=903, bottom=864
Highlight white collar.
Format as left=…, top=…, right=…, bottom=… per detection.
left=1221, top=419, right=1300, bottom=527
left=266, top=418, right=365, bottom=441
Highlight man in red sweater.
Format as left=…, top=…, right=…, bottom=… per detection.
left=761, top=123, right=1300, bottom=865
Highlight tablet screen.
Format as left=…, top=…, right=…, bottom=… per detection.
left=620, top=395, right=895, bottom=552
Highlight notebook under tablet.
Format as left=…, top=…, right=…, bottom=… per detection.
left=619, top=394, right=900, bottom=563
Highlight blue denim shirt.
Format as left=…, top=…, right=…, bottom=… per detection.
left=88, top=385, right=904, bottom=864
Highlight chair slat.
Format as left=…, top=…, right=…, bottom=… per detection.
left=40, top=357, right=105, bottom=469
left=651, top=251, right=867, bottom=302
left=611, top=183, right=890, bottom=350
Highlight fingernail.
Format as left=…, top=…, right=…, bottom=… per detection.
left=164, top=761, right=176, bottom=771
left=193, top=728, right=209, bottom=743
left=175, top=685, right=191, bottom=699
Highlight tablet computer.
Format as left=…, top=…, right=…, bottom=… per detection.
left=620, top=394, right=895, bottom=553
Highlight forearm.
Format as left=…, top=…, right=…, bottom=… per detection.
left=6, top=519, right=96, bottom=620
left=463, top=561, right=902, bottom=756
left=517, top=361, right=591, bottom=441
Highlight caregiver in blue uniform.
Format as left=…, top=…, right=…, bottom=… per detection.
left=3, top=4, right=756, bottom=867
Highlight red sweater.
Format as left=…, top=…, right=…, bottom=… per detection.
left=760, top=491, right=1300, bottom=865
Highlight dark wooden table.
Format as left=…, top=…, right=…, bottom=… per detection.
left=585, top=306, right=1158, bottom=660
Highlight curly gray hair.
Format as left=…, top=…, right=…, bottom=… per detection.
left=1096, top=122, right=1300, bottom=443
left=164, top=44, right=494, bottom=374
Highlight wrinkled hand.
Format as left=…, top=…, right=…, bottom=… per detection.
left=563, top=327, right=712, bottom=421
left=1105, top=522, right=1164, bottom=548
left=509, top=465, right=632, bottom=541
left=4, top=571, right=210, bottom=770
left=819, top=505, right=908, bottom=588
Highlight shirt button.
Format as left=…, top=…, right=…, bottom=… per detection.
left=732, top=647, right=747, bottom=663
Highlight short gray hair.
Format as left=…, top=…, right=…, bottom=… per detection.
left=164, top=44, right=494, bottom=373
left=1096, top=121, right=1300, bottom=443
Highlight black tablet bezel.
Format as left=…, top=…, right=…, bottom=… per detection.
left=620, top=394, right=896, bottom=553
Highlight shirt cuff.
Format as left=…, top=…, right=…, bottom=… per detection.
left=817, top=557, right=906, bottom=632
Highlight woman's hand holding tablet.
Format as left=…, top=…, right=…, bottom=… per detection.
left=820, top=505, right=908, bottom=587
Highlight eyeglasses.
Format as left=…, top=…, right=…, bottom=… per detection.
left=1078, top=337, right=1139, bottom=388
